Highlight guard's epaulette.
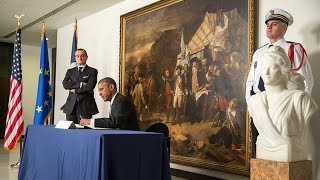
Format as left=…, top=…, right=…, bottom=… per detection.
left=286, top=41, right=301, bottom=45
left=287, top=41, right=306, bottom=71
left=257, top=43, right=268, bottom=49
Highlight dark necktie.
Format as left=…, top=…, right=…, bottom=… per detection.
left=258, top=77, right=265, bottom=91
left=257, top=44, right=273, bottom=92
left=78, top=67, right=83, bottom=76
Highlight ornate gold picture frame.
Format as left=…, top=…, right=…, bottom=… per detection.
left=120, top=0, right=255, bottom=175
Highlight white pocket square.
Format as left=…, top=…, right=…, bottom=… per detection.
left=83, top=76, right=89, bottom=78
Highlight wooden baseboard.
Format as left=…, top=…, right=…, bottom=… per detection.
left=171, top=168, right=224, bottom=180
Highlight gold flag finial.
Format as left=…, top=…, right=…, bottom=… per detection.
left=74, top=17, right=78, bottom=31
left=14, top=14, right=25, bottom=29
left=41, top=19, right=46, bottom=38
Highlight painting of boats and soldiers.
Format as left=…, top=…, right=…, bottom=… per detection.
left=120, top=0, right=254, bottom=174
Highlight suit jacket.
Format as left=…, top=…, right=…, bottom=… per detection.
left=95, top=93, right=139, bottom=130
left=62, top=65, right=99, bottom=115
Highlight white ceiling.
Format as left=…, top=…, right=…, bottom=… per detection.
left=0, top=0, right=124, bottom=48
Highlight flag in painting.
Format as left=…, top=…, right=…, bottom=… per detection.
left=4, top=28, right=24, bottom=151
left=33, top=32, right=52, bottom=125
left=70, top=19, right=78, bottom=68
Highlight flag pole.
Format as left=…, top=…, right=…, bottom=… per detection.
left=14, top=14, right=25, bottom=30
left=34, top=20, right=53, bottom=125
left=4, top=14, right=24, bottom=152
left=41, top=19, right=46, bottom=39
left=75, top=17, right=78, bottom=46
left=70, top=17, right=78, bottom=68
left=42, top=20, right=50, bottom=124
left=42, top=20, right=52, bottom=124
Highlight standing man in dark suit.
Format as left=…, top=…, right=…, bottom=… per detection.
left=80, top=77, right=140, bottom=130
left=62, top=48, right=99, bottom=124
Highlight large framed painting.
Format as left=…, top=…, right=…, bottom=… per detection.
left=120, top=0, right=255, bottom=175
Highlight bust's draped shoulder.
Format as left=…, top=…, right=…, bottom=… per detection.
left=292, top=91, right=318, bottom=125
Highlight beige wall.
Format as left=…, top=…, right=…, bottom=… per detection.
left=54, top=0, right=320, bottom=179
left=55, top=0, right=159, bottom=122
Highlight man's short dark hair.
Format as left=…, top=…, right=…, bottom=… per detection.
left=77, top=48, right=87, bottom=56
left=99, top=77, right=117, bottom=90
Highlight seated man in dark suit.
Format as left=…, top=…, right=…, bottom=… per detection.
left=80, top=77, right=140, bottom=130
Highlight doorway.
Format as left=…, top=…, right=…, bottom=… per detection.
left=0, top=42, right=13, bottom=139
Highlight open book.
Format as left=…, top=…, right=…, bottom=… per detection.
left=55, top=120, right=112, bottom=130
left=75, top=124, right=92, bottom=129
left=74, top=124, right=113, bottom=130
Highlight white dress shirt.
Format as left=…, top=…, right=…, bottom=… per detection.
left=245, top=38, right=314, bottom=103
left=90, top=92, right=118, bottom=127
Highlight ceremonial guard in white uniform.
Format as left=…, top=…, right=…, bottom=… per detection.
left=245, top=8, right=314, bottom=102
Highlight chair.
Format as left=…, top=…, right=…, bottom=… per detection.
left=145, top=123, right=171, bottom=159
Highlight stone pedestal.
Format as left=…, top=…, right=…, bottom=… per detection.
left=250, top=158, right=312, bottom=180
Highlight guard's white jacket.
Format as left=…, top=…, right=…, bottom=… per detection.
left=245, top=38, right=314, bottom=103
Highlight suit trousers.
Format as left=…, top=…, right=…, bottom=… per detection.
left=66, top=101, right=92, bottom=124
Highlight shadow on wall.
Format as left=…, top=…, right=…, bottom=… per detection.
left=302, top=20, right=320, bottom=180
left=308, top=49, right=320, bottom=180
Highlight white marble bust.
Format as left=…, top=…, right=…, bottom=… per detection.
left=248, top=45, right=318, bottom=162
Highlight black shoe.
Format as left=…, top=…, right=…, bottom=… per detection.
left=10, top=160, right=20, bottom=168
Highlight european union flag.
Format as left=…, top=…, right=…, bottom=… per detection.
left=34, top=33, right=52, bottom=125
left=70, top=29, right=77, bottom=68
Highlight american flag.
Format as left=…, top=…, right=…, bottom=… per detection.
left=4, top=28, right=24, bottom=150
